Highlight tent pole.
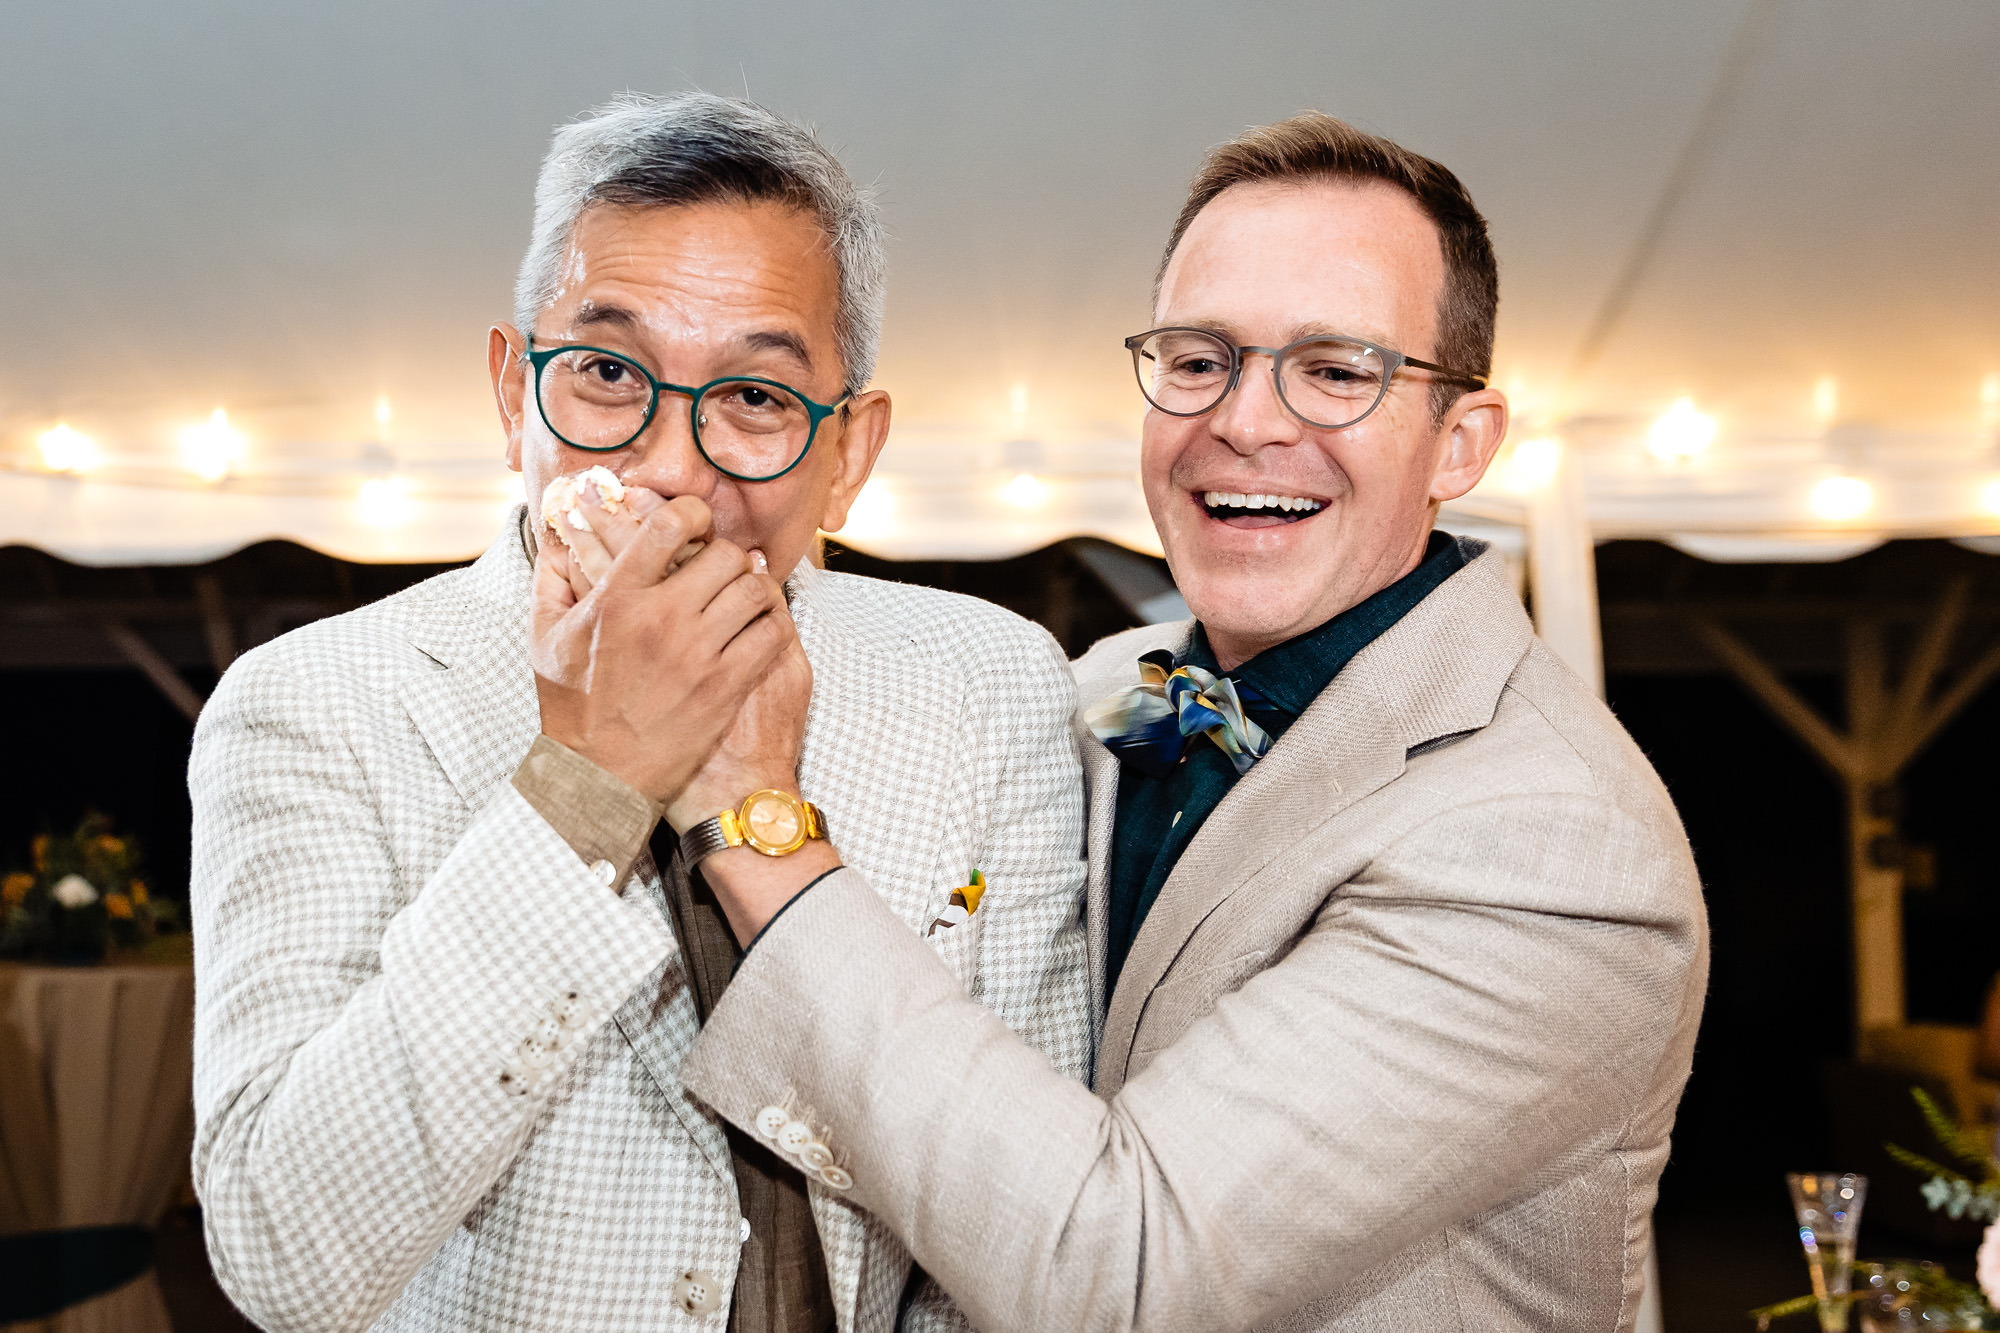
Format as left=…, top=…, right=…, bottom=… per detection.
left=1526, top=441, right=1604, bottom=697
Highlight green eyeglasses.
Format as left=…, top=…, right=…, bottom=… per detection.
left=525, top=338, right=848, bottom=482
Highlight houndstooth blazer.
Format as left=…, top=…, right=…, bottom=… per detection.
left=187, top=513, right=1092, bottom=1333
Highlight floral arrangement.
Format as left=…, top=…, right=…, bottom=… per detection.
left=1751, top=1088, right=2000, bottom=1329
left=0, top=813, right=184, bottom=963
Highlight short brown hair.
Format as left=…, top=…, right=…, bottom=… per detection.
left=1159, top=113, right=1498, bottom=422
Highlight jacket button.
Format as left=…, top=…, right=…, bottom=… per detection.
left=819, top=1165, right=853, bottom=1191
left=672, top=1269, right=723, bottom=1315
left=799, top=1141, right=834, bottom=1172
left=590, top=858, right=617, bottom=887
left=755, top=1106, right=788, bottom=1139
left=777, top=1121, right=812, bottom=1154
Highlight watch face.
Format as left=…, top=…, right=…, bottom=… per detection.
left=743, top=792, right=804, bottom=852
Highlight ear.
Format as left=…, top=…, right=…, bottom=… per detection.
left=489, top=324, right=529, bottom=473
left=815, top=389, right=893, bottom=533
left=1427, top=386, right=1509, bottom=504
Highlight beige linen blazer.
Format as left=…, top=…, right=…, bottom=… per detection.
left=682, top=544, right=1709, bottom=1332
left=187, top=517, right=1091, bottom=1333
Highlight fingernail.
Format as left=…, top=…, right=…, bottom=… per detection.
left=750, top=549, right=768, bottom=573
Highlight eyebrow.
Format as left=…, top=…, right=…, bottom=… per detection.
left=555, top=307, right=819, bottom=378
left=738, top=329, right=814, bottom=371
left=569, top=302, right=640, bottom=333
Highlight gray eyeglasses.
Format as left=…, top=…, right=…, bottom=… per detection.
left=1124, top=326, right=1487, bottom=430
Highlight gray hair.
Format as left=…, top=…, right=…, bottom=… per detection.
left=514, top=92, right=886, bottom=396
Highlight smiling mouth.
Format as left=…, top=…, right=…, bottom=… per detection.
left=1199, top=490, right=1327, bottom=527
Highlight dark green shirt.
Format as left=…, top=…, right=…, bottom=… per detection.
left=1103, top=531, right=1476, bottom=992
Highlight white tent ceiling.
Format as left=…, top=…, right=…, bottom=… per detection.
left=3, top=0, right=1997, bottom=565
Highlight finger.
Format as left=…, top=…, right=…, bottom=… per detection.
left=692, top=569, right=790, bottom=659
left=573, top=483, right=648, bottom=564
left=543, top=528, right=593, bottom=600
left=604, top=495, right=713, bottom=590
left=713, top=602, right=794, bottom=688
left=559, top=508, right=616, bottom=585
left=531, top=540, right=579, bottom=638
left=633, top=535, right=756, bottom=620
left=619, top=486, right=704, bottom=569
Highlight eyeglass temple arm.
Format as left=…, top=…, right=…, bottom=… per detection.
left=1402, top=353, right=1487, bottom=388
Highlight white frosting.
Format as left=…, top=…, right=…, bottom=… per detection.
left=539, top=466, right=627, bottom=540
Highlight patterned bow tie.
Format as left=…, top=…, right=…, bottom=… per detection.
left=1086, top=649, right=1274, bottom=778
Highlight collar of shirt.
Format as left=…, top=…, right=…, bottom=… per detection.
left=1180, top=528, right=1475, bottom=727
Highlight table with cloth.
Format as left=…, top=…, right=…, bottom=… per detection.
left=0, top=963, right=195, bottom=1333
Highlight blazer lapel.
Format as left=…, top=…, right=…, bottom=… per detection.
left=1071, top=620, right=1192, bottom=1077
left=1077, top=718, right=1121, bottom=1053
left=398, top=527, right=541, bottom=813
left=1097, top=549, right=1535, bottom=1092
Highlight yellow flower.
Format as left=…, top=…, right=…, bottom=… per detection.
left=130, top=880, right=149, bottom=906
left=104, top=893, right=134, bottom=919
left=1, top=873, right=31, bottom=907
left=97, top=835, right=126, bottom=856
left=31, top=835, right=48, bottom=871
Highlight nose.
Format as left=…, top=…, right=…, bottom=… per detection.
left=614, top=391, right=717, bottom=500
left=1206, top=350, right=1302, bottom=457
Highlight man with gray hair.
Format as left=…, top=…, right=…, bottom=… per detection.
left=188, top=92, right=1090, bottom=1332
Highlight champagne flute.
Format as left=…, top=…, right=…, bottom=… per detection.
left=1788, top=1172, right=1868, bottom=1332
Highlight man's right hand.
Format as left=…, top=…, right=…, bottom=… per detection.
left=529, top=494, right=791, bottom=805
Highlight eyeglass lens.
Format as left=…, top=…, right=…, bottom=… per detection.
left=1132, top=329, right=1389, bottom=429
left=535, top=347, right=814, bottom=478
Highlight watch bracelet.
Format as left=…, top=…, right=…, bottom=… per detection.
left=678, top=817, right=738, bottom=867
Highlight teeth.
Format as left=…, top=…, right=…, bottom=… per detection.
left=1202, top=490, right=1324, bottom=513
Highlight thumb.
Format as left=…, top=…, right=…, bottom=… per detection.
left=532, top=539, right=579, bottom=639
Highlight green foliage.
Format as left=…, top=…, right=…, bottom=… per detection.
left=1747, top=1292, right=1823, bottom=1325
left=0, top=812, right=182, bottom=963
left=1916, top=1087, right=2000, bottom=1170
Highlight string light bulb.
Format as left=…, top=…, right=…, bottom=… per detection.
left=1812, top=376, right=1839, bottom=426
left=357, top=476, right=414, bottom=527
left=1810, top=475, right=1873, bottom=521
left=1500, top=437, right=1562, bottom=493
left=836, top=479, right=896, bottom=541
left=1000, top=472, right=1048, bottom=509
left=1978, top=478, right=2000, bottom=519
left=36, top=423, right=102, bottom=474
left=178, top=408, right=246, bottom=482
left=1983, top=373, right=2000, bottom=431
left=1647, top=398, right=1716, bottom=463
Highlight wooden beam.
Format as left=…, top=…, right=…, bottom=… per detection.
left=194, top=574, right=237, bottom=675
left=1889, top=576, right=1970, bottom=739
left=100, top=621, right=204, bottom=723
left=1847, top=618, right=1886, bottom=760
left=1690, top=616, right=1857, bottom=779
left=1891, top=635, right=2000, bottom=774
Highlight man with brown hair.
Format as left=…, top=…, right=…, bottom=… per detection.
left=668, top=113, right=1708, bottom=1331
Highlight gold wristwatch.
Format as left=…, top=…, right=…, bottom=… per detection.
left=679, top=789, right=828, bottom=866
